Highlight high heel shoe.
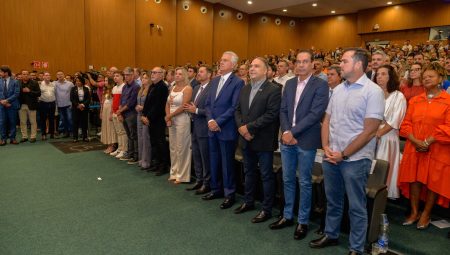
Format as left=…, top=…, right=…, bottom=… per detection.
left=417, top=218, right=431, bottom=230
left=402, top=214, right=421, bottom=226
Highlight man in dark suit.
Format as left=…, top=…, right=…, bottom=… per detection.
left=184, top=65, right=212, bottom=195
left=18, top=70, right=41, bottom=143
left=269, top=50, right=329, bottom=241
left=234, top=57, right=281, bottom=223
left=142, top=67, right=170, bottom=175
left=366, top=50, right=386, bottom=81
left=0, top=66, right=20, bottom=145
left=188, top=66, right=200, bottom=88
left=203, top=51, right=244, bottom=209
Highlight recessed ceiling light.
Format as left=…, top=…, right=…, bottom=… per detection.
left=312, top=3, right=317, bottom=7
left=331, top=10, right=336, bottom=14
left=247, top=1, right=253, bottom=4
left=387, top=1, right=393, bottom=4
left=283, top=9, right=287, bottom=12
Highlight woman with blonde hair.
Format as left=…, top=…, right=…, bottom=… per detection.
left=165, top=67, right=193, bottom=184
left=136, top=73, right=152, bottom=170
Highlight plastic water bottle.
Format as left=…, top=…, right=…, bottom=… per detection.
left=377, top=213, right=389, bottom=253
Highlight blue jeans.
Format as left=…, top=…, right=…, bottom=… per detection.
left=242, top=148, right=275, bottom=214
left=280, top=144, right=316, bottom=224
left=323, top=159, right=371, bottom=254
left=58, top=106, right=72, bottom=134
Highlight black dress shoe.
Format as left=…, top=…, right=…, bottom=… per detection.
left=186, top=183, right=202, bottom=191
left=234, top=203, right=255, bottom=214
left=146, top=164, right=159, bottom=172
left=0, top=140, right=6, bottom=146
left=10, top=140, right=19, bottom=145
left=252, top=211, right=272, bottom=223
left=269, top=217, right=294, bottom=230
left=309, top=235, right=339, bottom=248
left=20, top=138, right=28, bottom=143
left=220, top=197, right=235, bottom=209
left=155, top=165, right=169, bottom=176
left=30, top=138, right=36, bottom=143
left=202, top=192, right=223, bottom=200
left=195, top=186, right=210, bottom=195
left=294, top=224, right=309, bottom=240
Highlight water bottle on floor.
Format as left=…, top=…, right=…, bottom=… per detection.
left=377, top=213, right=389, bottom=253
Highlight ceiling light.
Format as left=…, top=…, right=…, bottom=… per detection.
left=283, top=9, right=287, bottom=12
left=331, top=10, right=336, bottom=14
left=312, top=3, right=317, bottom=7
left=247, top=1, right=253, bottom=4
left=387, top=1, right=393, bottom=4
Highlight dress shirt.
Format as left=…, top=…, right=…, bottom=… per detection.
left=39, top=81, right=56, bottom=102
left=55, top=80, right=74, bottom=107
left=292, top=74, right=312, bottom=127
left=215, top=71, right=232, bottom=98
left=326, top=74, right=385, bottom=161
left=274, top=74, right=292, bottom=87
left=249, top=79, right=265, bottom=108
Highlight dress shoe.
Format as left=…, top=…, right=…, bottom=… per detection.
left=0, top=140, right=6, bottom=146
left=30, top=138, right=36, bottom=143
left=269, top=217, right=294, bottom=230
left=146, top=164, right=159, bottom=172
left=402, top=213, right=421, bottom=226
left=251, top=211, right=272, bottom=223
left=294, top=224, right=309, bottom=240
left=195, top=186, right=210, bottom=195
left=309, top=235, right=339, bottom=248
left=202, top=193, right=223, bottom=200
left=20, top=138, right=28, bottom=143
left=234, top=203, right=255, bottom=214
left=155, top=165, right=168, bottom=176
left=10, top=140, right=19, bottom=145
left=140, top=166, right=151, bottom=171
left=220, top=197, right=235, bottom=209
left=417, top=218, right=431, bottom=230
left=186, top=183, right=202, bottom=191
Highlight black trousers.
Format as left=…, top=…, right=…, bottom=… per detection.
left=39, top=101, right=56, bottom=136
left=149, top=122, right=169, bottom=166
left=72, top=108, right=88, bottom=139
left=122, top=112, right=138, bottom=160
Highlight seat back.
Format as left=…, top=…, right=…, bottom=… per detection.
left=366, top=159, right=389, bottom=197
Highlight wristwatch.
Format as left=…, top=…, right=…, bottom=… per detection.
left=341, top=151, right=349, bottom=160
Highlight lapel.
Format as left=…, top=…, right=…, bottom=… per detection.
left=248, top=80, right=269, bottom=112
left=198, top=85, right=210, bottom=105
left=215, top=73, right=233, bottom=102
left=296, top=76, right=315, bottom=111
left=192, top=85, right=200, bottom=101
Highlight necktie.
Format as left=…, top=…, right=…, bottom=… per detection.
left=216, top=76, right=225, bottom=99
left=194, top=86, right=203, bottom=105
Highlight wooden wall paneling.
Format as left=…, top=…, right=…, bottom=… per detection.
left=212, top=4, right=249, bottom=64
left=84, top=0, right=135, bottom=71
left=175, top=0, right=214, bottom=66
left=247, top=14, right=301, bottom=58
left=135, top=0, right=176, bottom=70
left=360, top=28, right=430, bottom=47
left=0, top=0, right=85, bottom=75
left=357, top=0, right=450, bottom=34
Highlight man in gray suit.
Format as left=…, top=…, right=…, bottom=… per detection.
left=184, top=65, right=212, bottom=195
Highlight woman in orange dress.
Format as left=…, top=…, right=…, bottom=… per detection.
left=398, top=61, right=450, bottom=229
left=400, top=63, right=424, bottom=103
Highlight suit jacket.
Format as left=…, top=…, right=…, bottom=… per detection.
left=205, top=72, right=244, bottom=141
left=366, top=70, right=375, bottom=81
left=235, top=80, right=281, bottom=152
left=280, top=75, right=329, bottom=150
left=142, top=80, right=168, bottom=127
left=0, top=78, right=20, bottom=110
left=191, top=83, right=211, bottom=138
left=70, top=86, right=91, bottom=110
left=19, top=80, right=41, bottom=110
left=190, top=79, right=200, bottom=88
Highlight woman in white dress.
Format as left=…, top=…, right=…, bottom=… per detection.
left=100, top=85, right=117, bottom=153
left=165, top=67, right=193, bottom=184
left=375, top=64, right=407, bottom=199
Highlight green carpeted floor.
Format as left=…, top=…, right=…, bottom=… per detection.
left=0, top=139, right=449, bottom=254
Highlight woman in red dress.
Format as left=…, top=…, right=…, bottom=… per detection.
left=400, top=63, right=425, bottom=103
left=398, top=62, right=450, bottom=229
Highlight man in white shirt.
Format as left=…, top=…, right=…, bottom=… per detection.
left=39, top=72, right=56, bottom=140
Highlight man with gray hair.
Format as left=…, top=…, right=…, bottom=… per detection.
left=366, top=50, right=386, bottom=81
left=203, top=51, right=244, bottom=210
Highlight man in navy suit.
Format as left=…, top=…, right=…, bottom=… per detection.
left=269, top=50, right=329, bottom=241
left=184, top=65, right=212, bottom=195
left=0, top=66, right=20, bottom=145
left=203, top=51, right=244, bottom=209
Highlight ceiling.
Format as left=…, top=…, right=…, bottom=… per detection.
left=204, top=0, right=422, bottom=17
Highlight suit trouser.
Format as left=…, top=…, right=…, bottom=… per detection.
left=0, top=106, right=18, bottom=141
left=149, top=123, right=169, bottom=166
left=19, top=104, right=37, bottom=139
left=137, top=112, right=151, bottom=168
left=39, top=101, right=56, bottom=136
left=192, top=131, right=211, bottom=187
left=168, top=114, right=191, bottom=182
left=122, top=112, right=138, bottom=160
left=112, top=113, right=128, bottom=152
left=72, top=108, right=88, bottom=139
left=209, top=136, right=237, bottom=198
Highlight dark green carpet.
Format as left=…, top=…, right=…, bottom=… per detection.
left=0, top=140, right=449, bottom=254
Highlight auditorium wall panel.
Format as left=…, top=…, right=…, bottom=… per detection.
left=360, top=28, right=430, bottom=46
left=212, top=4, right=249, bottom=64
left=85, top=0, right=135, bottom=71
left=0, top=0, right=85, bottom=75
left=135, top=0, right=177, bottom=69
left=357, top=0, right=450, bottom=34
left=175, top=0, right=214, bottom=65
